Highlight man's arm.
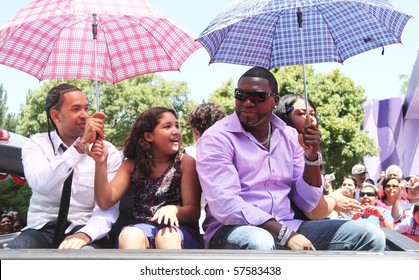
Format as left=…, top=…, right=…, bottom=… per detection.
left=73, top=142, right=121, bottom=244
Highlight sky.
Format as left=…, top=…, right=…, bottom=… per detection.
left=1, top=0, right=418, bottom=114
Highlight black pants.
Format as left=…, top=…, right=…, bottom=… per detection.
left=6, top=222, right=112, bottom=249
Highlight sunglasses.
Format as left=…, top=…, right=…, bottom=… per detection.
left=360, top=191, right=377, bottom=197
left=234, top=89, right=276, bottom=104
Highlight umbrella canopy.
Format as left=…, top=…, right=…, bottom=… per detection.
left=197, top=0, right=412, bottom=69
left=0, top=128, right=28, bottom=180
left=197, top=0, right=412, bottom=117
left=0, top=0, right=202, bottom=110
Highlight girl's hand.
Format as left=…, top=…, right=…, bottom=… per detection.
left=151, top=205, right=179, bottom=227
left=286, top=232, right=316, bottom=250
left=90, top=139, right=108, bottom=162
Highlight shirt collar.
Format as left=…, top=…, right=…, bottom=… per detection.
left=49, top=130, right=66, bottom=154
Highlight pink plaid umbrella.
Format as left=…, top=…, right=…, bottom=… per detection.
left=0, top=0, right=201, bottom=111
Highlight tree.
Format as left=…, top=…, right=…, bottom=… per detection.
left=271, top=66, right=379, bottom=182
left=0, top=179, right=31, bottom=219
left=0, top=84, right=19, bottom=131
left=0, top=84, right=6, bottom=126
left=16, top=75, right=198, bottom=147
left=208, top=79, right=236, bottom=115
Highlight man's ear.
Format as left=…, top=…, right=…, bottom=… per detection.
left=50, top=109, right=60, bottom=123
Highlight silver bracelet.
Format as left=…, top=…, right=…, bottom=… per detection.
left=304, top=151, right=323, bottom=166
left=278, top=227, right=292, bottom=247
left=277, top=226, right=292, bottom=247
left=277, top=225, right=286, bottom=239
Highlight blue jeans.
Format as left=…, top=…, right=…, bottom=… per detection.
left=209, top=219, right=386, bottom=251
left=6, top=222, right=110, bottom=249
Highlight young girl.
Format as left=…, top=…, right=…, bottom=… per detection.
left=92, top=107, right=202, bottom=249
left=395, top=202, right=419, bottom=240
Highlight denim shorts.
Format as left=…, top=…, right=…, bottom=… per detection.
left=121, top=223, right=199, bottom=249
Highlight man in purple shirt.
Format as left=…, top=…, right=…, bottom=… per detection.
left=196, top=66, right=385, bottom=251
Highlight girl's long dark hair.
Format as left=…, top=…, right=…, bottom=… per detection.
left=123, top=107, right=181, bottom=177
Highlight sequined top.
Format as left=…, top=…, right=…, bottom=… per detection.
left=130, top=157, right=202, bottom=247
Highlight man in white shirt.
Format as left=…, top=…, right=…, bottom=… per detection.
left=7, top=84, right=121, bottom=249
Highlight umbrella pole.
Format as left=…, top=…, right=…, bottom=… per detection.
left=297, top=8, right=310, bottom=124
left=92, top=14, right=99, bottom=112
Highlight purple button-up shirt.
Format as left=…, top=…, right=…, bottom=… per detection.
left=196, top=112, right=323, bottom=248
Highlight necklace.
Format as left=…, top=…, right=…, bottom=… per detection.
left=260, top=122, right=271, bottom=146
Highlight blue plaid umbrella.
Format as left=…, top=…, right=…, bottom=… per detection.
left=197, top=0, right=412, bottom=113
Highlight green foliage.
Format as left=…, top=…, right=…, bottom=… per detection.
left=272, top=66, right=379, bottom=182
left=208, top=79, right=236, bottom=115
left=0, top=84, right=6, bottom=126
left=399, top=73, right=409, bottom=95
left=0, top=84, right=18, bottom=131
left=0, top=179, right=31, bottom=218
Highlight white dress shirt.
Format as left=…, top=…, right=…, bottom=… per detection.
left=22, top=131, right=121, bottom=242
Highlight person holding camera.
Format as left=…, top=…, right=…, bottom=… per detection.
left=348, top=184, right=394, bottom=229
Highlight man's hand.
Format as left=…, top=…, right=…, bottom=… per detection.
left=58, top=232, right=91, bottom=249
left=297, top=115, right=320, bottom=159
left=81, top=111, right=107, bottom=145
left=300, top=123, right=321, bottom=160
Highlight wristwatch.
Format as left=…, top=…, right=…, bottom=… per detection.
left=304, top=152, right=323, bottom=166
left=73, top=137, right=86, bottom=153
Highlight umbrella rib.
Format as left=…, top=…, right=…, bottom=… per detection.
left=135, top=18, right=183, bottom=71
left=209, top=25, right=235, bottom=65
left=270, top=9, right=286, bottom=69
left=97, top=19, right=115, bottom=84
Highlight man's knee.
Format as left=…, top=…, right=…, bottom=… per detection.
left=212, top=225, right=275, bottom=250
left=6, top=230, right=51, bottom=249
left=240, top=227, right=275, bottom=250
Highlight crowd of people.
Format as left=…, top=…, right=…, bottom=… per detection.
left=0, top=211, right=23, bottom=235
left=4, top=66, right=418, bottom=250
left=329, top=164, right=419, bottom=241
